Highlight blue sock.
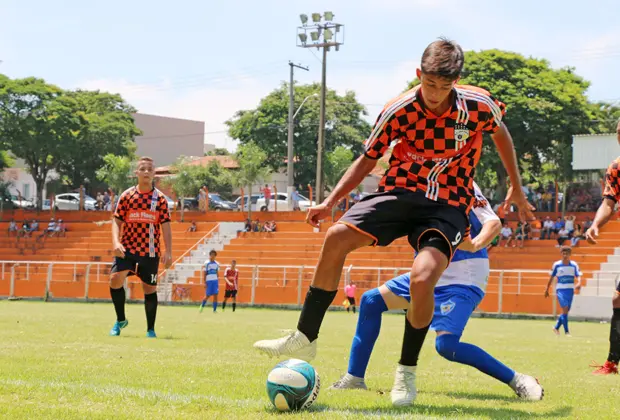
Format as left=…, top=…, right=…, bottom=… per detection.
left=212, top=300, right=217, bottom=312
left=436, top=334, right=515, bottom=384
left=201, top=299, right=207, bottom=307
left=347, top=288, right=388, bottom=378
left=562, top=314, right=569, bottom=333
left=554, top=315, right=562, bottom=331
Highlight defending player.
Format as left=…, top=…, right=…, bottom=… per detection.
left=544, top=247, right=582, bottom=337
left=200, top=250, right=220, bottom=313
left=109, top=156, right=172, bottom=338
left=331, top=184, right=543, bottom=404
left=254, top=38, right=534, bottom=376
left=585, top=117, right=620, bottom=375
left=222, top=259, right=239, bottom=312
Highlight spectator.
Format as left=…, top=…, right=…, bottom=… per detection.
left=198, top=187, right=207, bottom=212
left=55, top=219, right=66, bottom=237
left=262, top=184, right=271, bottom=210
left=263, top=221, right=276, bottom=233
left=564, top=215, right=576, bottom=236
left=46, top=218, right=56, bottom=236
left=7, top=219, right=17, bottom=236
left=96, top=192, right=104, bottom=210
left=535, top=189, right=543, bottom=211
left=583, top=216, right=593, bottom=231
left=542, top=217, right=554, bottom=239
left=553, top=217, right=565, bottom=237
left=291, top=188, right=301, bottom=211
left=252, top=218, right=261, bottom=233
left=487, top=234, right=500, bottom=250
left=344, top=282, right=357, bottom=314
left=186, top=221, right=197, bottom=233
left=103, top=191, right=111, bottom=211
left=542, top=191, right=553, bottom=212
left=500, top=223, right=514, bottom=248
left=556, top=226, right=569, bottom=247
left=515, top=222, right=525, bottom=248
left=244, top=218, right=252, bottom=232
left=21, top=221, right=31, bottom=237
left=30, top=219, right=39, bottom=233
left=529, top=219, right=541, bottom=240
left=571, top=224, right=585, bottom=247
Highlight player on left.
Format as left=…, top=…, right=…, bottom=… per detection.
left=200, top=250, right=220, bottom=313
left=109, top=156, right=172, bottom=338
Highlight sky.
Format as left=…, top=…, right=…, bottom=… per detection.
left=1, top=0, right=619, bottom=151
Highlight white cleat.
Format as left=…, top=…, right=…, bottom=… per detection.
left=390, top=364, right=417, bottom=407
left=253, top=330, right=317, bottom=361
left=510, top=373, right=544, bottom=401
left=329, top=373, right=368, bottom=390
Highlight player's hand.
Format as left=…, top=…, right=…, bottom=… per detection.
left=585, top=225, right=599, bottom=244
left=575, top=285, right=582, bottom=293
left=113, top=242, right=126, bottom=258
left=162, top=251, right=172, bottom=268
left=306, top=203, right=332, bottom=228
left=458, top=237, right=478, bottom=252
left=504, top=186, right=535, bottom=221
left=544, top=288, right=549, bottom=298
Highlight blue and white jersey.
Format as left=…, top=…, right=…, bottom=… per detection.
left=435, top=182, right=499, bottom=293
left=204, top=260, right=220, bottom=282
left=550, top=260, right=582, bottom=290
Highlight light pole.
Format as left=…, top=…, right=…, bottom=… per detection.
left=297, top=12, right=344, bottom=204
left=287, top=61, right=309, bottom=205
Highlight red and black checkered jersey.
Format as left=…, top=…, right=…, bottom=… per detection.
left=603, top=157, right=620, bottom=202
left=364, top=85, right=506, bottom=213
left=114, top=187, right=171, bottom=257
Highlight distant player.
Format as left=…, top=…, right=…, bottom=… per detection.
left=585, top=118, right=620, bottom=375
left=200, top=250, right=220, bottom=313
left=108, top=156, right=172, bottom=338
left=222, top=259, right=239, bottom=312
left=544, top=247, right=582, bottom=337
left=344, top=282, right=357, bottom=314
left=330, top=185, right=543, bottom=403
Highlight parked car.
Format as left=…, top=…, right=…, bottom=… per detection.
left=55, top=193, right=97, bottom=211
left=162, top=194, right=176, bottom=210
left=208, top=193, right=237, bottom=211
left=42, top=199, right=51, bottom=211
left=256, top=192, right=315, bottom=212
left=10, top=195, right=35, bottom=209
left=178, top=197, right=199, bottom=211
left=233, top=194, right=262, bottom=212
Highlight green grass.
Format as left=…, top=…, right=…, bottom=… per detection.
left=0, top=302, right=618, bottom=419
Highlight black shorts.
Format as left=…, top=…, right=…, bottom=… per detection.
left=111, top=252, right=160, bottom=285
left=347, top=296, right=356, bottom=306
left=225, top=289, right=238, bottom=298
left=338, top=189, right=468, bottom=259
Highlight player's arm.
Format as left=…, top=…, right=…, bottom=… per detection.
left=574, top=264, right=583, bottom=291
left=586, top=198, right=616, bottom=244
left=161, top=222, right=172, bottom=267
left=545, top=265, right=558, bottom=298
left=224, top=269, right=233, bottom=287
left=324, top=156, right=377, bottom=209
left=459, top=185, right=501, bottom=252
left=490, top=123, right=534, bottom=221
left=112, top=193, right=127, bottom=258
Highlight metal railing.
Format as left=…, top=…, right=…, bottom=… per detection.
left=1, top=261, right=618, bottom=316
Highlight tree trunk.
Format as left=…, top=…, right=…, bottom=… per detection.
left=495, top=165, right=508, bottom=202
left=34, top=174, right=46, bottom=212
left=247, top=184, right=253, bottom=221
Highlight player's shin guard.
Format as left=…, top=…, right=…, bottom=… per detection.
left=563, top=314, right=570, bottom=333
left=347, top=288, right=388, bottom=378
left=297, top=286, right=338, bottom=342
left=232, top=302, right=236, bottom=312
left=608, top=308, right=620, bottom=364
left=222, top=300, right=227, bottom=310
left=399, top=318, right=430, bottom=367
left=144, top=292, right=158, bottom=331
left=435, top=333, right=515, bottom=384
left=110, top=287, right=126, bottom=322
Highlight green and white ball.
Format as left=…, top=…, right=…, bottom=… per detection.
left=266, top=359, right=320, bottom=411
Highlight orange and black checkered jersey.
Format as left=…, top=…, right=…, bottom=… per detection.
left=113, top=187, right=171, bottom=258
left=603, top=157, right=620, bottom=202
left=364, top=84, right=506, bottom=213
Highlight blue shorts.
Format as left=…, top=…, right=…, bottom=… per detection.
left=556, top=288, right=574, bottom=309
left=205, top=281, right=219, bottom=296
left=385, top=274, right=484, bottom=336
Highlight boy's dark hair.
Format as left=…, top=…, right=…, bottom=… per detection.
left=209, top=249, right=217, bottom=256
left=421, top=37, right=464, bottom=80
left=560, top=246, right=572, bottom=254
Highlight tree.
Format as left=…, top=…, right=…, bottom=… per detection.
left=95, top=154, right=137, bottom=195
left=205, top=147, right=230, bottom=156
left=55, top=90, right=140, bottom=189
left=233, top=141, right=270, bottom=219
left=160, top=158, right=203, bottom=222
left=325, top=146, right=354, bottom=190
left=193, top=160, right=234, bottom=200
left=226, top=83, right=371, bottom=189
left=0, top=75, right=78, bottom=209
left=406, top=50, right=601, bottom=197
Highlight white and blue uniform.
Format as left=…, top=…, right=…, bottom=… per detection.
left=385, top=183, right=498, bottom=335
left=550, top=260, right=582, bottom=309
left=205, top=260, right=220, bottom=296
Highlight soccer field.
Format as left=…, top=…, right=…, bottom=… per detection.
left=0, top=302, right=618, bottom=419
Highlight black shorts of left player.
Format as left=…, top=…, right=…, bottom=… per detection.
left=111, top=251, right=160, bottom=285
left=338, top=188, right=469, bottom=261
left=224, top=289, right=238, bottom=298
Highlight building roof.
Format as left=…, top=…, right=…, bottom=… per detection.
left=155, top=155, right=239, bottom=175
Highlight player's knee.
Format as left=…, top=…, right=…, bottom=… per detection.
left=612, top=293, right=620, bottom=308
left=435, top=333, right=459, bottom=361
left=325, top=224, right=371, bottom=253
left=109, top=272, right=125, bottom=288
left=360, top=288, right=387, bottom=314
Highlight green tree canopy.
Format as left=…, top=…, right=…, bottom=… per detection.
left=325, top=146, right=354, bottom=191
left=226, top=82, right=371, bottom=189
left=233, top=141, right=270, bottom=219
left=95, top=154, right=137, bottom=195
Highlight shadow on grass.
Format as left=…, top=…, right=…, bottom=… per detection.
left=117, top=334, right=182, bottom=340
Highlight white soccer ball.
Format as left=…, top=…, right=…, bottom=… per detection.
left=266, top=359, right=320, bottom=411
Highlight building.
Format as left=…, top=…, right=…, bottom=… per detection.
left=133, top=113, right=205, bottom=167
left=572, top=133, right=619, bottom=171
left=1, top=159, right=59, bottom=202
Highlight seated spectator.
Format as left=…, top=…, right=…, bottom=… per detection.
left=252, top=219, right=261, bottom=233
left=96, top=192, right=104, bottom=210
left=244, top=218, right=252, bottom=232
left=541, top=217, right=554, bottom=239
left=529, top=220, right=541, bottom=240
left=500, top=223, right=514, bottom=248
left=514, top=222, right=525, bottom=248
left=564, top=215, right=576, bottom=236
left=583, top=216, right=593, bottom=231
left=556, top=226, right=569, bottom=247
left=553, top=217, right=565, bottom=236
left=29, top=219, right=39, bottom=233
left=103, top=191, right=111, bottom=211
left=263, top=221, right=274, bottom=233
left=186, top=221, right=197, bottom=233
left=571, top=224, right=585, bottom=247
left=487, top=234, right=500, bottom=250
left=20, top=221, right=31, bottom=237
left=7, top=219, right=18, bottom=236
left=46, top=219, right=56, bottom=235
left=55, top=219, right=66, bottom=237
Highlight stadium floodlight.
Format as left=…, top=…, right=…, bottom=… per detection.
left=300, top=14, right=308, bottom=25
left=312, top=13, right=321, bottom=23
left=323, top=29, right=333, bottom=42
left=298, top=33, right=307, bottom=44
left=324, top=11, right=334, bottom=21
left=310, top=31, right=320, bottom=42
left=335, top=24, right=342, bottom=33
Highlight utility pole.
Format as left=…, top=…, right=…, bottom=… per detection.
left=287, top=61, right=309, bottom=206
left=297, top=12, right=344, bottom=204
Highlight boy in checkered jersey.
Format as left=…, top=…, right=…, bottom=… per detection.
left=254, top=37, right=534, bottom=406
left=108, top=157, right=172, bottom=338
left=586, top=118, right=620, bottom=375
